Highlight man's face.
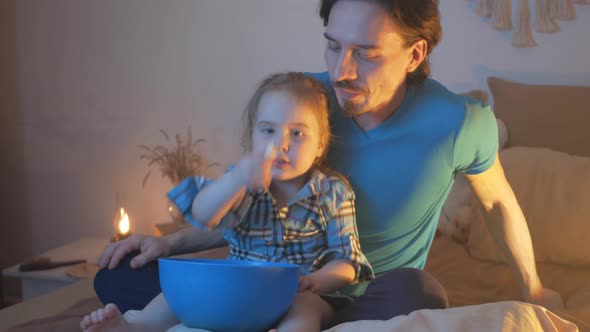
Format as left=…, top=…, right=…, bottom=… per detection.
left=324, top=0, right=414, bottom=117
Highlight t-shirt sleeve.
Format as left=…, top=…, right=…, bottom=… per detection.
left=166, top=175, right=234, bottom=230
left=303, top=71, right=331, bottom=87
left=453, top=102, right=499, bottom=175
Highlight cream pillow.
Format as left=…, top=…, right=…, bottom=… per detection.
left=467, top=147, right=590, bottom=267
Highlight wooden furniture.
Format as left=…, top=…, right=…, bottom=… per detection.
left=1, top=236, right=108, bottom=301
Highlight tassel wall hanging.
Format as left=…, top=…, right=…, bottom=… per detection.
left=469, top=0, right=588, bottom=47
left=513, top=0, right=537, bottom=47
left=535, top=0, right=561, bottom=33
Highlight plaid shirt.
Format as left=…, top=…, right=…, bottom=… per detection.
left=167, top=170, right=374, bottom=283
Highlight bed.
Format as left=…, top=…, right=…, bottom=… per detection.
left=1, top=76, right=589, bottom=332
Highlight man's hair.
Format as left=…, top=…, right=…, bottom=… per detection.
left=319, top=0, right=442, bottom=85
left=241, top=72, right=332, bottom=170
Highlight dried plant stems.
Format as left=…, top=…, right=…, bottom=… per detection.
left=139, top=128, right=219, bottom=187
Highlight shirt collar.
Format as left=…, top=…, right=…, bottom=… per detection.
left=294, top=169, right=331, bottom=200
left=254, top=170, right=331, bottom=206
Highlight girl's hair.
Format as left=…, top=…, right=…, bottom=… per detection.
left=241, top=72, right=332, bottom=171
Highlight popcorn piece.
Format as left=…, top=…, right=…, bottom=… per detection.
left=265, top=142, right=277, bottom=159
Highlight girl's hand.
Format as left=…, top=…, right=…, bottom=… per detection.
left=236, top=143, right=277, bottom=191
left=298, top=275, right=320, bottom=293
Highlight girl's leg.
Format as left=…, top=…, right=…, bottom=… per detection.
left=126, top=292, right=180, bottom=330
left=81, top=293, right=180, bottom=332
left=270, top=292, right=334, bottom=332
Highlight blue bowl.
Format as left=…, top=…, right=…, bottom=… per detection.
left=158, top=258, right=300, bottom=332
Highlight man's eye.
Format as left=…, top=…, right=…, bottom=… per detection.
left=355, top=50, right=376, bottom=61
left=327, top=43, right=341, bottom=52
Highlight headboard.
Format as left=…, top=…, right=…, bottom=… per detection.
left=487, top=77, right=590, bottom=158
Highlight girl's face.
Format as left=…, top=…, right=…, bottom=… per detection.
left=253, top=90, right=324, bottom=182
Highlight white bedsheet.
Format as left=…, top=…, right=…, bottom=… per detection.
left=325, top=301, right=577, bottom=332
left=164, top=301, right=577, bottom=332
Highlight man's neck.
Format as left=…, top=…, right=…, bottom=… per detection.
left=354, top=83, right=408, bottom=132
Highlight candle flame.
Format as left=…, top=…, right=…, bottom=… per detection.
left=118, top=208, right=130, bottom=235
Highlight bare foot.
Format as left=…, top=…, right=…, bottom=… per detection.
left=80, top=303, right=132, bottom=332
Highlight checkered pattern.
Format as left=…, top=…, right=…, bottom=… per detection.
left=167, top=170, right=374, bottom=283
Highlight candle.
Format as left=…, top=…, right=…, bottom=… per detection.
left=111, top=207, right=132, bottom=242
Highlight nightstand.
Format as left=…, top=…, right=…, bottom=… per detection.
left=1, top=236, right=109, bottom=301
left=153, top=221, right=191, bottom=236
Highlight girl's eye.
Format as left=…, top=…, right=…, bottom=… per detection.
left=262, top=127, right=274, bottom=135
left=292, top=130, right=303, bottom=137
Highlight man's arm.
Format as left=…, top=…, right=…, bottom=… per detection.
left=166, top=225, right=227, bottom=255
left=99, top=226, right=227, bottom=269
left=465, top=153, right=564, bottom=310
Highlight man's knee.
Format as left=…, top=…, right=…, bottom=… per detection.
left=93, top=251, right=161, bottom=313
left=365, top=268, right=449, bottom=311
left=329, top=268, right=448, bottom=325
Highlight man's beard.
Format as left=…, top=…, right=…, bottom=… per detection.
left=340, top=99, right=367, bottom=117
left=333, top=80, right=368, bottom=117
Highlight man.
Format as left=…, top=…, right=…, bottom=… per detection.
left=95, top=0, right=563, bottom=325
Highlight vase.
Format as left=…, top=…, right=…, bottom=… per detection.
left=166, top=198, right=188, bottom=226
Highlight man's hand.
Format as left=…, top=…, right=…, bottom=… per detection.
left=98, top=234, right=172, bottom=270
left=298, top=275, right=320, bottom=293
left=525, top=287, right=565, bottom=311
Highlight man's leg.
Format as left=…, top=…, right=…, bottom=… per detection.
left=328, top=268, right=449, bottom=327
left=93, top=251, right=161, bottom=313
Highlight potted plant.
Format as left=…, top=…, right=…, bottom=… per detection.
left=139, top=128, right=219, bottom=226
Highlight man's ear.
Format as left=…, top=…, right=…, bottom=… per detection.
left=407, top=39, right=427, bottom=73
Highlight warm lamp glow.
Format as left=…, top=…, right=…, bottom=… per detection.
left=118, top=208, right=130, bottom=235
left=111, top=207, right=132, bottom=242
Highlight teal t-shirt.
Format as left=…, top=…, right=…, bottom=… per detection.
left=307, top=72, right=498, bottom=296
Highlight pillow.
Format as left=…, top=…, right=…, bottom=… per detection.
left=488, top=77, right=590, bottom=158
left=437, top=173, right=475, bottom=243
left=467, top=147, right=590, bottom=267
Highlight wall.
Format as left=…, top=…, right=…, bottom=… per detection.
left=1, top=0, right=32, bottom=269
left=8, top=0, right=590, bottom=257
left=435, top=1, right=590, bottom=96
left=12, top=0, right=326, bottom=255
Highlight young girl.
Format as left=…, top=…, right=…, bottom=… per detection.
left=81, top=72, right=374, bottom=332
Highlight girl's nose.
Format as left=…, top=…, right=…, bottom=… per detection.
left=277, top=136, right=290, bottom=152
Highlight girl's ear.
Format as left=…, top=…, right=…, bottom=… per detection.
left=317, top=142, right=326, bottom=158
